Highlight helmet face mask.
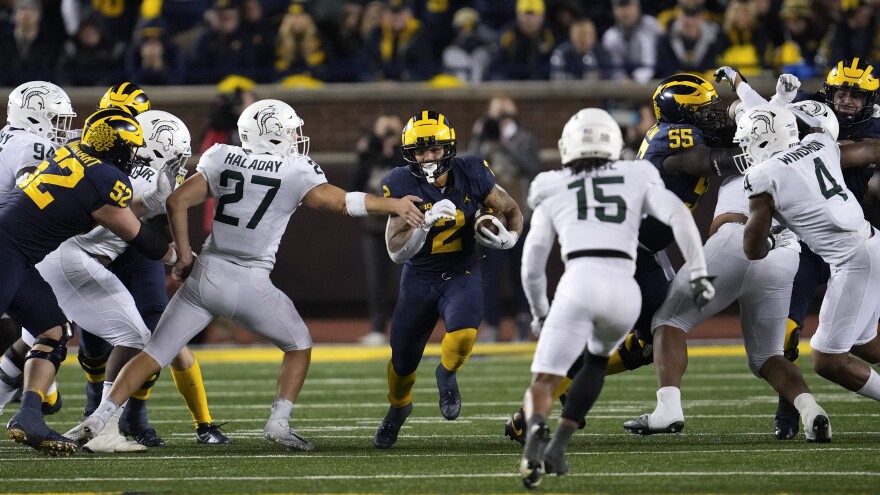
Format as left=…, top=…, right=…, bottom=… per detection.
left=402, top=110, right=456, bottom=183
left=823, top=58, right=879, bottom=126
left=558, top=108, right=623, bottom=165
left=732, top=104, right=799, bottom=171
left=135, top=110, right=192, bottom=176
left=7, top=81, right=76, bottom=145
left=237, top=99, right=309, bottom=157
left=80, top=108, right=145, bottom=174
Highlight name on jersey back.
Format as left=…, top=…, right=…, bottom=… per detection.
left=778, top=140, right=825, bottom=165
left=223, top=153, right=282, bottom=173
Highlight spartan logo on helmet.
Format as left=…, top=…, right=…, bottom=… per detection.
left=749, top=109, right=776, bottom=137
left=148, top=119, right=180, bottom=152
left=19, top=86, right=50, bottom=112
left=257, top=106, right=284, bottom=137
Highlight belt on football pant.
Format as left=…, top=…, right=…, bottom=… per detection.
left=565, top=249, right=632, bottom=262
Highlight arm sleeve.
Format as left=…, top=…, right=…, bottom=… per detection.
left=520, top=205, right=554, bottom=318
left=735, top=81, right=769, bottom=111
left=643, top=185, right=708, bottom=279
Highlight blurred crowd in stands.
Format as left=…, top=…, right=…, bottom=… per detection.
left=1, top=0, right=878, bottom=88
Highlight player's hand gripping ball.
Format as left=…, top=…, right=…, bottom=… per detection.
left=474, top=207, right=507, bottom=236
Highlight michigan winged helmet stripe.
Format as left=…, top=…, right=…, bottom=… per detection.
left=652, top=75, right=719, bottom=108
left=826, top=57, right=879, bottom=91
left=403, top=110, right=456, bottom=147
left=99, top=82, right=151, bottom=115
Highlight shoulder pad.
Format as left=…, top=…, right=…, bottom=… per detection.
left=527, top=170, right=567, bottom=210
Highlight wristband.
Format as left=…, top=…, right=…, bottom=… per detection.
left=345, top=191, right=368, bottom=217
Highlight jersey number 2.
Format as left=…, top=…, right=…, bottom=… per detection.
left=214, top=170, right=281, bottom=229
left=568, top=177, right=626, bottom=223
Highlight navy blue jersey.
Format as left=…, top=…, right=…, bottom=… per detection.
left=0, top=142, right=133, bottom=264
left=793, top=90, right=880, bottom=201
left=382, top=155, right=496, bottom=274
left=635, top=123, right=710, bottom=254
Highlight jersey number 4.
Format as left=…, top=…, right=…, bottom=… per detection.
left=214, top=170, right=281, bottom=229
left=568, top=177, right=626, bottom=223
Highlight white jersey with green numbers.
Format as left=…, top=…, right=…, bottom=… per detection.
left=197, top=143, right=327, bottom=270
left=743, top=132, right=872, bottom=266
left=0, top=125, right=55, bottom=193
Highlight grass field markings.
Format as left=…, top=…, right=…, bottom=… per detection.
left=4, top=470, right=879, bottom=483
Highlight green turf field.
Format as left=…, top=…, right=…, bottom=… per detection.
left=1, top=345, right=877, bottom=494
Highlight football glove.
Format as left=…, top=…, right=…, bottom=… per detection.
left=476, top=222, right=519, bottom=250
left=774, top=74, right=801, bottom=104
left=530, top=315, right=545, bottom=337
left=689, top=276, right=716, bottom=311
left=420, top=199, right=456, bottom=232
left=713, top=66, right=746, bottom=90
left=767, top=225, right=797, bottom=250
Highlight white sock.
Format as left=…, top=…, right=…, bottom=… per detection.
left=856, top=368, right=880, bottom=402
left=792, top=392, right=819, bottom=413
left=269, top=398, right=294, bottom=421
left=47, top=381, right=57, bottom=395
left=0, top=356, right=21, bottom=378
left=652, top=386, right=683, bottom=421
left=91, top=398, right=122, bottom=433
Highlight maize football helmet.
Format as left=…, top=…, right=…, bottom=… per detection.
left=237, top=99, right=309, bottom=157
left=7, top=81, right=76, bottom=145
left=99, top=82, right=151, bottom=115
left=558, top=108, right=622, bottom=165
left=652, top=73, right=729, bottom=140
left=823, top=58, right=879, bottom=126
left=402, top=110, right=456, bottom=183
left=81, top=108, right=145, bottom=173
left=135, top=110, right=191, bottom=176
left=732, top=104, right=799, bottom=172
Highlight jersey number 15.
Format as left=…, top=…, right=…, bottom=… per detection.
left=568, top=177, right=626, bottom=223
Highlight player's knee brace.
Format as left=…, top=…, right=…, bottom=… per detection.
left=386, top=361, right=416, bottom=408
left=132, top=371, right=161, bottom=401
left=440, top=328, right=477, bottom=372
left=78, top=347, right=111, bottom=384
left=784, top=318, right=802, bottom=363
left=608, top=332, right=654, bottom=374
left=25, top=323, right=74, bottom=372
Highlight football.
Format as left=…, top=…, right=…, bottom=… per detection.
left=474, top=208, right=506, bottom=236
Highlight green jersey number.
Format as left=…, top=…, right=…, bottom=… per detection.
left=567, top=176, right=626, bottom=223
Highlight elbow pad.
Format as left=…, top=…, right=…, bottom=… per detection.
left=710, top=147, right=742, bottom=177
left=128, top=224, right=169, bottom=261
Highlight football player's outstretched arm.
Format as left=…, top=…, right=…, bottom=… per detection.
left=839, top=139, right=880, bottom=169
left=482, top=184, right=524, bottom=236
left=302, top=183, right=424, bottom=227
left=643, top=186, right=707, bottom=279
left=166, top=172, right=212, bottom=280
left=662, top=144, right=741, bottom=178
left=93, top=204, right=175, bottom=264
left=385, top=199, right=456, bottom=263
left=743, top=192, right=775, bottom=260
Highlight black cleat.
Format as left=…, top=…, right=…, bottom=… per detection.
left=196, top=422, right=231, bottom=444
left=7, top=416, right=76, bottom=456
left=807, top=415, right=832, bottom=443
left=774, top=396, right=799, bottom=440
left=40, top=391, right=62, bottom=416
left=520, top=422, right=550, bottom=489
left=435, top=364, right=461, bottom=420
left=504, top=408, right=526, bottom=446
left=374, top=403, right=412, bottom=449
left=121, top=423, right=167, bottom=447
left=623, top=414, right=684, bottom=435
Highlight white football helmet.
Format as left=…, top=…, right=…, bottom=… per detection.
left=237, top=99, right=309, bottom=157
left=788, top=100, right=839, bottom=141
left=7, top=81, right=76, bottom=145
left=733, top=104, right=799, bottom=172
left=135, top=110, right=192, bottom=174
left=558, top=108, right=623, bottom=165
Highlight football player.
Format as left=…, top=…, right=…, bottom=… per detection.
left=4, top=108, right=177, bottom=456
left=0, top=81, right=75, bottom=418
left=77, top=82, right=229, bottom=446
left=374, top=110, right=523, bottom=449
left=65, top=99, right=424, bottom=452
left=507, top=73, right=742, bottom=444
left=740, top=105, right=880, bottom=426
left=622, top=80, right=833, bottom=439
left=518, top=108, right=713, bottom=489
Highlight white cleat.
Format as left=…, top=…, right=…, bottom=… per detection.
left=264, top=418, right=315, bottom=451
left=82, top=428, right=147, bottom=453
left=64, top=421, right=100, bottom=447
left=802, top=405, right=832, bottom=443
